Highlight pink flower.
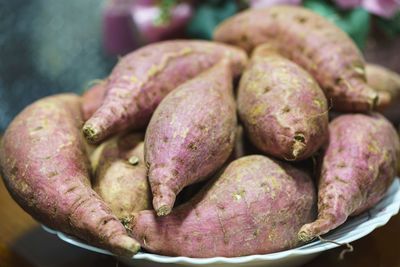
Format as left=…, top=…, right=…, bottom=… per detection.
left=248, top=0, right=301, bottom=9
left=362, top=0, right=400, bottom=18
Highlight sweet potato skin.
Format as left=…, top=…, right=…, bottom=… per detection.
left=128, top=155, right=316, bottom=257
left=92, top=133, right=152, bottom=220
left=145, top=60, right=237, bottom=216
left=213, top=6, right=382, bottom=112
left=0, top=94, right=140, bottom=257
left=82, top=80, right=107, bottom=121
left=238, top=45, right=329, bottom=161
left=83, top=40, right=248, bottom=143
left=174, top=125, right=252, bottom=207
left=298, top=113, right=399, bottom=241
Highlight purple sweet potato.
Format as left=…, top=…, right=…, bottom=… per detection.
left=145, top=60, right=237, bottom=216
left=238, top=44, right=329, bottom=161
left=298, top=113, right=399, bottom=241
left=127, top=155, right=316, bottom=257
left=83, top=40, right=248, bottom=143
left=82, top=80, right=108, bottom=121
left=213, top=6, right=388, bottom=112
left=91, top=133, right=152, bottom=221
left=0, top=94, right=140, bottom=257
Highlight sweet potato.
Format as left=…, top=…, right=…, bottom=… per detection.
left=366, top=64, right=400, bottom=103
left=145, top=60, right=237, bottom=216
left=128, top=155, right=316, bottom=257
left=238, top=45, right=329, bottom=161
left=0, top=94, right=140, bottom=257
left=213, top=6, right=388, bottom=112
left=91, top=133, right=152, bottom=220
left=298, top=113, right=399, bottom=241
left=366, top=64, right=400, bottom=122
left=83, top=40, right=248, bottom=143
left=82, top=80, right=107, bottom=121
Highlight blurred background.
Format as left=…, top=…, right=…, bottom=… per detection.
left=0, top=0, right=399, bottom=132
left=0, top=0, right=115, bottom=132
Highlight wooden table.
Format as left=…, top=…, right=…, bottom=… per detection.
left=1, top=174, right=400, bottom=267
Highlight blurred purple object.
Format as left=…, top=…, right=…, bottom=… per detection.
left=102, top=0, right=193, bottom=56
left=362, top=0, right=400, bottom=18
left=247, top=0, right=301, bottom=8
left=102, top=0, right=141, bottom=56
left=133, top=1, right=193, bottom=43
left=334, top=0, right=362, bottom=9
left=334, top=0, right=399, bottom=18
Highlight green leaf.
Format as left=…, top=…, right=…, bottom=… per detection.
left=186, top=0, right=238, bottom=40
left=303, top=0, right=370, bottom=51
left=377, top=11, right=400, bottom=37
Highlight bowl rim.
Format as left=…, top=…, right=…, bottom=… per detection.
left=42, top=178, right=400, bottom=265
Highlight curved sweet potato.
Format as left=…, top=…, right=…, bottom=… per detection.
left=298, top=113, right=399, bottom=241
left=145, top=60, right=237, bottom=216
left=83, top=40, right=248, bottom=143
left=128, top=155, right=316, bottom=257
left=0, top=94, right=140, bottom=257
left=213, top=6, right=386, bottom=112
left=238, top=45, right=329, bottom=161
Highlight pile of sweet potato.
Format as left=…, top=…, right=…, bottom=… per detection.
left=1, top=6, right=400, bottom=258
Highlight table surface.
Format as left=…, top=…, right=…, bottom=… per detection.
left=1, top=175, right=400, bottom=267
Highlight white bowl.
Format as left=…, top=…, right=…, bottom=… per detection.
left=42, top=178, right=400, bottom=267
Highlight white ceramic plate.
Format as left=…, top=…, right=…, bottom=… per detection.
left=42, top=178, right=400, bottom=267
